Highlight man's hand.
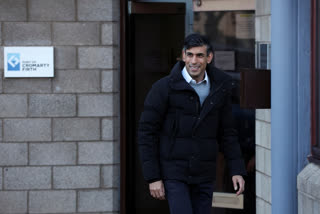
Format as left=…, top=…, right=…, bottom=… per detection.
left=232, top=175, right=245, bottom=195
left=149, top=180, right=166, bottom=200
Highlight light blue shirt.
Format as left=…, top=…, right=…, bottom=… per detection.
left=182, top=66, right=211, bottom=106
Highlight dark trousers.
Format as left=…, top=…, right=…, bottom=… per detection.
left=164, top=180, right=214, bottom=214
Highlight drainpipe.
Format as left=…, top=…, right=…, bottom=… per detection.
left=271, top=0, right=298, bottom=213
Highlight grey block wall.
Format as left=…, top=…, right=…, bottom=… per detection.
left=0, top=0, right=120, bottom=213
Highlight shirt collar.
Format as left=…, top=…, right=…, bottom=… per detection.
left=182, top=66, right=209, bottom=85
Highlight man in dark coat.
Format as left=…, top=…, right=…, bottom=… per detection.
left=138, top=33, right=246, bottom=214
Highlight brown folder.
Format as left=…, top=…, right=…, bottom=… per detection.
left=212, top=192, right=244, bottom=209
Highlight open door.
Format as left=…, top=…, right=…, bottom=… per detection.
left=125, top=2, right=185, bottom=214
left=193, top=8, right=256, bottom=214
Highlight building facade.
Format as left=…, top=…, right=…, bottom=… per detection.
left=257, top=0, right=320, bottom=213
left=0, top=0, right=320, bottom=214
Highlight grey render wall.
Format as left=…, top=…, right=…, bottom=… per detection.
left=298, top=163, right=320, bottom=214
left=0, top=0, right=120, bottom=213
left=255, top=0, right=271, bottom=213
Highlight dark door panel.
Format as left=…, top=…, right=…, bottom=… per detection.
left=126, top=3, right=185, bottom=214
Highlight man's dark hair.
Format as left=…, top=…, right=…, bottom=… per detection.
left=183, top=33, right=213, bottom=56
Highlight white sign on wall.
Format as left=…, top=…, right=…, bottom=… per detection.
left=4, top=47, right=54, bottom=78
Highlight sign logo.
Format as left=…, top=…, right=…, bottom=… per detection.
left=7, top=53, right=20, bottom=71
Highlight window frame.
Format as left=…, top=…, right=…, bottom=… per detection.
left=310, top=0, right=320, bottom=163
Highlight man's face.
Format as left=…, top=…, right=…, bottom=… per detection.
left=182, top=45, right=213, bottom=83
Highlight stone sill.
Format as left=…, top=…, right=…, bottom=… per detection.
left=297, top=163, right=320, bottom=200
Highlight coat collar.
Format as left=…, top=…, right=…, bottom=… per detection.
left=168, top=61, right=230, bottom=91
left=168, top=61, right=233, bottom=131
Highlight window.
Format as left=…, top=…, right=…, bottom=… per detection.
left=311, top=0, right=320, bottom=162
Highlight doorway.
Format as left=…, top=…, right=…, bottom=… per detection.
left=125, top=2, right=185, bottom=214
left=123, top=2, right=256, bottom=214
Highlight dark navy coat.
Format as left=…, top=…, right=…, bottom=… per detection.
left=138, top=61, right=247, bottom=184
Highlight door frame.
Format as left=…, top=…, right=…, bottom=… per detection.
left=119, top=1, right=127, bottom=213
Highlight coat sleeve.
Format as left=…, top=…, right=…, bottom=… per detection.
left=219, top=81, right=247, bottom=177
left=138, top=79, right=169, bottom=183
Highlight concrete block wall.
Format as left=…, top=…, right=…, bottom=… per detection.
left=255, top=110, right=271, bottom=214
left=0, top=0, right=120, bottom=213
left=255, top=0, right=271, bottom=213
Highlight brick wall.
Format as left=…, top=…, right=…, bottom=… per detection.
left=255, top=0, right=271, bottom=212
left=0, top=0, right=120, bottom=213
